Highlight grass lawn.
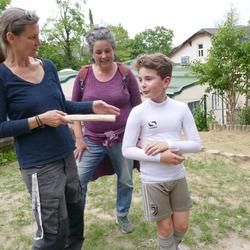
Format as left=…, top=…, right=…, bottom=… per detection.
left=0, top=154, right=249, bottom=250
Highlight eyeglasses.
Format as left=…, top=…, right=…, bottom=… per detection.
left=7, top=9, right=37, bottom=32
left=138, top=59, right=144, bottom=65
left=24, top=10, right=35, bottom=20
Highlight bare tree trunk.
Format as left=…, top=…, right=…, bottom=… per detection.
left=245, top=76, right=249, bottom=107
left=226, top=89, right=237, bottom=125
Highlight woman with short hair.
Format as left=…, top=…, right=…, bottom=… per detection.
left=71, top=27, right=141, bottom=234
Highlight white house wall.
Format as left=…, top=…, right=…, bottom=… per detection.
left=173, top=83, right=246, bottom=125
left=170, top=34, right=212, bottom=64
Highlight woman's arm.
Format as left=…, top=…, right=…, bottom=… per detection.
left=72, top=121, right=90, bottom=160
left=50, top=61, right=120, bottom=115
left=0, top=81, right=30, bottom=138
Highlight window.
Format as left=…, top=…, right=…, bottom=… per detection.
left=181, top=56, right=190, bottom=65
left=198, top=44, right=203, bottom=57
left=188, top=101, right=199, bottom=115
left=212, top=92, right=220, bottom=110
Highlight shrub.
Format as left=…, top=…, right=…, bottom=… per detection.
left=194, top=103, right=215, bottom=131
left=0, top=148, right=16, bottom=165
left=237, top=106, right=250, bottom=125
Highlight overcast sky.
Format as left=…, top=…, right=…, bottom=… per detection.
left=11, top=0, right=250, bottom=46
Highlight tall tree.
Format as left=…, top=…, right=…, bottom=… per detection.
left=108, top=24, right=132, bottom=62
left=0, top=0, right=10, bottom=12
left=130, top=26, right=173, bottom=58
left=89, top=8, right=94, bottom=27
left=38, top=42, right=66, bottom=70
left=40, top=0, right=88, bottom=69
left=191, top=10, right=250, bottom=124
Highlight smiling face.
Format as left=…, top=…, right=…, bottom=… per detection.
left=138, top=67, right=171, bottom=103
left=92, top=40, right=115, bottom=70
left=8, top=23, right=40, bottom=58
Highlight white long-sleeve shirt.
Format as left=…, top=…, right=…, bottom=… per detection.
left=122, top=97, right=201, bottom=183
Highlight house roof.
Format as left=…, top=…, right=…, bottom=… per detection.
left=58, top=69, right=78, bottom=83
left=167, top=65, right=197, bottom=96
left=169, top=28, right=217, bottom=57
left=169, top=25, right=250, bottom=57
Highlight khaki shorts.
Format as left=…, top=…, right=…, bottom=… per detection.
left=141, top=178, right=192, bottom=222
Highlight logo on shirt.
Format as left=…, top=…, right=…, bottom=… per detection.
left=148, top=121, right=157, bottom=129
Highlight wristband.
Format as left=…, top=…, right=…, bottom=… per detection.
left=35, top=115, right=45, bottom=128
left=35, top=116, right=41, bottom=127
left=37, top=115, right=45, bottom=128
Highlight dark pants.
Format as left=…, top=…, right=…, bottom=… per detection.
left=21, top=153, right=84, bottom=250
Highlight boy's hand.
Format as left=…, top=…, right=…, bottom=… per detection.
left=145, top=141, right=168, bottom=156
left=160, top=149, right=185, bottom=165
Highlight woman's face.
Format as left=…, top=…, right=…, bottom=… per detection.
left=10, top=23, right=40, bottom=58
left=92, top=40, right=115, bottom=70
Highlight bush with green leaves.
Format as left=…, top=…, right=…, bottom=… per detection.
left=194, top=104, right=207, bottom=131
left=237, top=106, right=250, bottom=125
left=194, top=103, right=215, bottom=131
left=0, top=147, right=16, bottom=165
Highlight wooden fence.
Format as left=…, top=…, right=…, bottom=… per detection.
left=209, top=124, right=250, bottom=132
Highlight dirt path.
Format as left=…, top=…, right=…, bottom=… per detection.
left=199, top=130, right=250, bottom=155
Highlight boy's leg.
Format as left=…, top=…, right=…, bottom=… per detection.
left=170, top=178, right=192, bottom=248
left=142, top=181, right=177, bottom=249
left=172, top=211, right=189, bottom=247
left=156, top=218, right=176, bottom=250
left=158, top=234, right=176, bottom=250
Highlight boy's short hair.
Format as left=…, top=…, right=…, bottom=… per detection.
left=133, top=53, right=173, bottom=78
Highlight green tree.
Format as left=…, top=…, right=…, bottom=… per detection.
left=0, top=0, right=10, bottom=12
left=108, top=24, right=132, bottom=62
left=38, top=42, right=66, bottom=70
left=130, top=26, right=173, bottom=58
left=40, top=0, right=88, bottom=69
left=191, top=10, right=250, bottom=125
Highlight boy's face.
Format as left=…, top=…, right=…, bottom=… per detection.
left=138, top=67, right=171, bottom=103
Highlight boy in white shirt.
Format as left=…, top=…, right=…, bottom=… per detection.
left=122, top=53, right=201, bottom=250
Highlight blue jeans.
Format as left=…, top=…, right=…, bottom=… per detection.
left=77, top=137, right=133, bottom=217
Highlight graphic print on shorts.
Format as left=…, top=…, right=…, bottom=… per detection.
left=150, top=204, right=159, bottom=216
